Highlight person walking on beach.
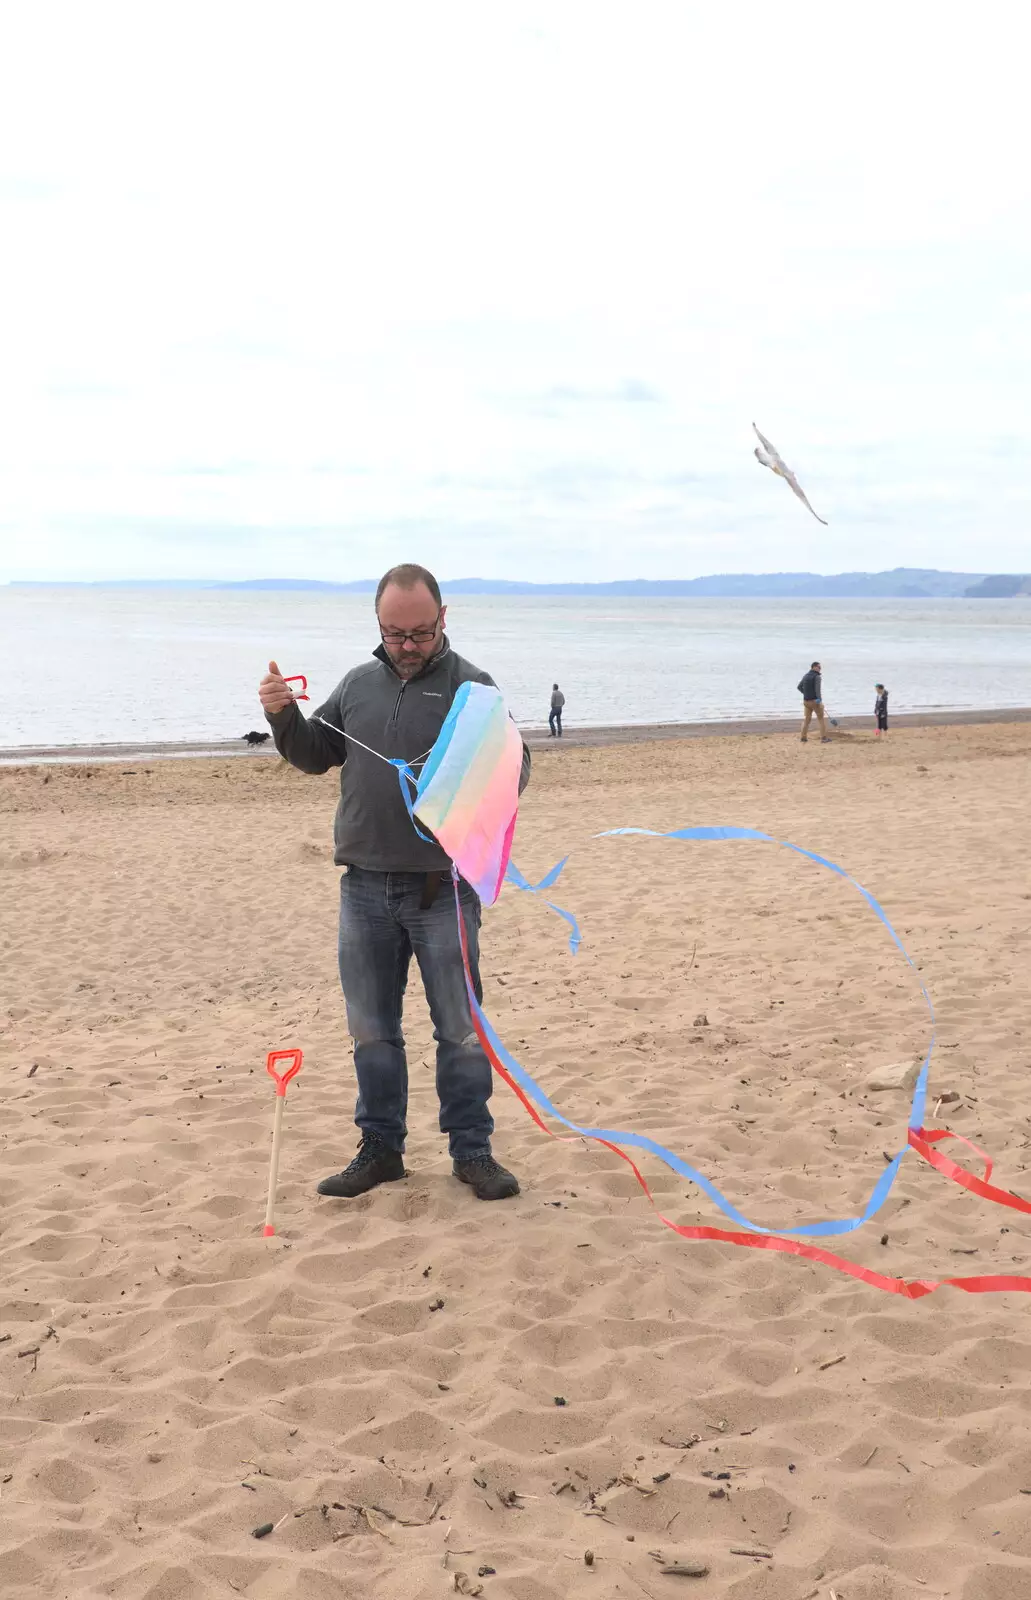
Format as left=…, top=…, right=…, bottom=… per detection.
left=549, top=683, right=565, bottom=737
left=874, top=683, right=889, bottom=737
left=258, top=563, right=530, bottom=1203
left=797, top=661, right=832, bottom=743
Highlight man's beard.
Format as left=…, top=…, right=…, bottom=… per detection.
left=393, top=650, right=427, bottom=677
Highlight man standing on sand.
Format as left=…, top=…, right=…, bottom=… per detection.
left=797, top=660, right=832, bottom=743
left=549, top=683, right=565, bottom=737
left=258, top=563, right=530, bottom=1203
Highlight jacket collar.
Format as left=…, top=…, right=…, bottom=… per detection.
left=373, top=634, right=451, bottom=682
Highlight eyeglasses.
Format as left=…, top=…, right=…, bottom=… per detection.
left=379, top=611, right=442, bottom=646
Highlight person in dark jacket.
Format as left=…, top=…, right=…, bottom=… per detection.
left=874, top=683, right=889, bottom=737
left=258, top=563, right=530, bottom=1204
left=797, top=661, right=832, bottom=743
left=549, top=683, right=565, bottom=737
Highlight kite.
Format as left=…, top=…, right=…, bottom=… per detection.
left=411, top=681, right=525, bottom=906
left=315, top=679, right=523, bottom=906
left=305, top=671, right=1031, bottom=1294
left=753, top=422, right=828, bottom=524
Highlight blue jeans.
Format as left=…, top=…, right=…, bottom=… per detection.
left=337, top=867, right=495, bottom=1161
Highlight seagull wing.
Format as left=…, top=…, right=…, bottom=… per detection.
left=783, top=469, right=828, bottom=525
left=752, top=422, right=779, bottom=458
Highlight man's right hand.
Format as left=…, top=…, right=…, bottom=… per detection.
left=259, top=660, right=297, bottom=716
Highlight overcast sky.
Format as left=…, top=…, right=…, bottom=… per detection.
left=1, top=2, right=1029, bottom=583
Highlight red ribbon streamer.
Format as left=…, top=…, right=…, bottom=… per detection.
left=908, top=1126, right=1031, bottom=1216
left=456, top=908, right=1031, bottom=1297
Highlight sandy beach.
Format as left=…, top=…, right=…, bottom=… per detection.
left=3, top=720, right=1031, bottom=1600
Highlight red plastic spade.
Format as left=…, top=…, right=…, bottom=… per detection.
left=263, top=1048, right=303, bottom=1237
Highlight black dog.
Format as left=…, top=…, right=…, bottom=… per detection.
left=242, top=731, right=271, bottom=745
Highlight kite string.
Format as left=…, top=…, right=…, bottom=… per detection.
left=312, top=713, right=431, bottom=771
left=313, top=713, right=409, bottom=770
left=313, top=714, right=437, bottom=844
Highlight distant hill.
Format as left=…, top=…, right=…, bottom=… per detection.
left=16, top=567, right=1031, bottom=598
left=9, top=567, right=1000, bottom=597
left=963, top=574, right=1031, bottom=598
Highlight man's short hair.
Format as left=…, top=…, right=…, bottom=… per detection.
left=811, top=661, right=821, bottom=669
left=375, top=563, right=442, bottom=611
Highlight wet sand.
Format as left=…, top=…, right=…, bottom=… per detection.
left=3, top=703, right=1030, bottom=765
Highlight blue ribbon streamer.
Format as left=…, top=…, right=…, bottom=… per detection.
left=504, top=858, right=582, bottom=952
left=489, top=825, right=935, bottom=1238
left=391, top=759, right=438, bottom=845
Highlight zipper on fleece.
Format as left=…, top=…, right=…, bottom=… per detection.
left=390, top=681, right=406, bottom=723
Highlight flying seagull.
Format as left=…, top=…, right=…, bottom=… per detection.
left=752, top=423, right=828, bottom=525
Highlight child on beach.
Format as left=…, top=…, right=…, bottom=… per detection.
left=874, top=684, right=888, bottom=737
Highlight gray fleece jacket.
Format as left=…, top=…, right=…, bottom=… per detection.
left=265, top=638, right=531, bottom=874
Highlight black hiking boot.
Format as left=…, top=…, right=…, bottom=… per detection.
left=317, top=1135, right=406, bottom=1197
left=452, top=1154, right=520, bottom=1201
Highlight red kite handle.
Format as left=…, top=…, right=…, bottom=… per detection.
left=266, top=1048, right=303, bottom=1096
left=284, top=674, right=309, bottom=701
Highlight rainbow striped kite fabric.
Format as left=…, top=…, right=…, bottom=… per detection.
left=412, top=681, right=524, bottom=907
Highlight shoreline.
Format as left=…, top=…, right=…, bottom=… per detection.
left=2, top=703, right=1031, bottom=766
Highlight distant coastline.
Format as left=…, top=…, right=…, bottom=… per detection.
left=7, top=566, right=1031, bottom=598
